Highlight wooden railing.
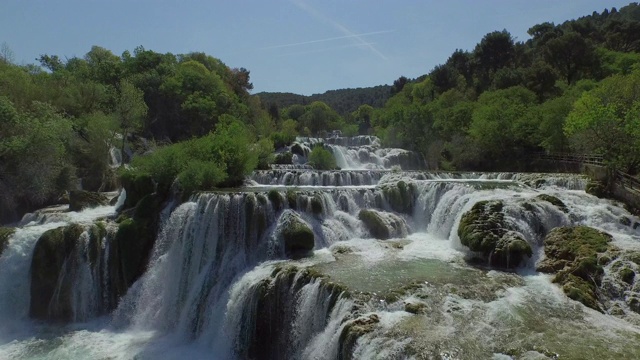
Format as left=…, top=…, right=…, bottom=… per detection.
left=535, top=152, right=640, bottom=191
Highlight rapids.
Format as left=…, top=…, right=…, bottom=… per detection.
left=0, top=136, right=639, bottom=359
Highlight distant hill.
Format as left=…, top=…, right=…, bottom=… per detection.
left=256, top=85, right=392, bottom=115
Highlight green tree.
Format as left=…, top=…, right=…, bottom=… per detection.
left=115, top=80, right=147, bottom=163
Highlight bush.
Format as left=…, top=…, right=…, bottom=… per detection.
left=308, top=145, right=337, bottom=170
left=121, top=116, right=259, bottom=194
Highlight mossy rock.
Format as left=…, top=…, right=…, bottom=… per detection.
left=620, top=267, right=636, bottom=285
left=538, top=226, right=613, bottom=311
left=382, top=180, right=415, bottom=214
left=0, top=226, right=15, bottom=257
left=290, top=143, right=305, bottom=157
left=30, top=224, right=84, bottom=321
left=69, top=190, right=108, bottom=212
left=109, top=193, right=163, bottom=303
left=120, top=172, right=155, bottom=210
left=359, top=209, right=390, bottom=240
left=458, top=200, right=531, bottom=268
left=279, top=211, right=315, bottom=258
left=536, top=194, right=568, bottom=212
left=310, top=195, right=323, bottom=215
left=274, top=152, right=293, bottom=165
left=267, top=189, right=284, bottom=211
left=286, top=190, right=298, bottom=210
left=338, top=314, right=380, bottom=360
left=404, top=302, right=427, bottom=314
left=585, top=179, right=608, bottom=198
left=619, top=216, right=632, bottom=227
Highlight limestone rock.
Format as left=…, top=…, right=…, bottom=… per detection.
left=69, top=190, right=108, bottom=211
left=279, top=210, right=315, bottom=258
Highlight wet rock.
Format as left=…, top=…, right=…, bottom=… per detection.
left=381, top=180, right=416, bottom=214
left=537, top=226, right=612, bottom=311
left=119, top=172, right=154, bottom=209
left=404, top=301, right=427, bottom=314
left=267, top=189, right=284, bottom=211
left=69, top=190, right=108, bottom=211
left=290, top=143, right=305, bottom=157
left=30, top=224, right=84, bottom=321
left=358, top=209, right=408, bottom=240
left=585, top=179, right=608, bottom=198
left=339, top=314, right=380, bottom=359
left=536, top=194, right=568, bottom=213
left=458, top=200, right=532, bottom=268
left=279, top=210, right=315, bottom=258
left=619, top=216, right=632, bottom=227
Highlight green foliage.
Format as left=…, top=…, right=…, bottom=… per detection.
left=308, top=145, right=337, bottom=170
left=565, top=70, right=640, bottom=172
left=123, top=116, right=259, bottom=194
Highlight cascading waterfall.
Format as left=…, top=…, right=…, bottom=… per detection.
left=1, top=136, right=639, bottom=359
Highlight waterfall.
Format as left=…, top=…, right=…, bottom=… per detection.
left=1, top=136, right=638, bottom=359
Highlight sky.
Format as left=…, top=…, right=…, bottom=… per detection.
left=0, top=0, right=633, bottom=95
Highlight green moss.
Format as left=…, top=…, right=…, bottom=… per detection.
left=274, top=152, right=293, bottom=165
left=120, top=172, right=155, bottom=209
left=522, top=202, right=535, bottom=212
left=619, top=216, right=632, bottom=226
left=585, top=179, right=608, bottom=198
left=30, top=224, right=85, bottom=320
left=458, top=200, right=532, bottom=268
left=404, top=302, right=427, bottom=314
left=310, top=195, right=323, bottom=215
left=281, top=212, right=314, bottom=257
left=620, top=268, right=636, bottom=285
left=267, top=189, right=283, bottom=211
left=382, top=180, right=415, bottom=214
left=0, top=227, right=15, bottom=256
left=358, top=209, right=390, bottom=240
left=536, top=194, right=568, bottom=212
left=286, top=190, right=297, bottom=210
left=541, top=226, right=613, bottom=311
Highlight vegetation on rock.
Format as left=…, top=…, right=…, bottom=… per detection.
left=279, top=210, right=315, bottom=258
left=536, top=194, right=568, bottom=212
left=0, top=226, right=15, bottom=257
left=308, top=145, right=338, bottom=170
left=68, top=190, right=108, bottom=211
left=458, top=200, right=533, bottom=268
left=537, top=226, right=612, bottom=311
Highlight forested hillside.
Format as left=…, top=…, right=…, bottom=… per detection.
left=257, top=84, right=392, bottom=116
left=364, top=3, right=640, bottom=172
left=2, top=2, right=640, bottom=223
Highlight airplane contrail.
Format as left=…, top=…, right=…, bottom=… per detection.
left=263, top=30, right=394, bottom=50
left=290, top=0, right=390, bottom=61
left=278, top=42, right=378, bottom=57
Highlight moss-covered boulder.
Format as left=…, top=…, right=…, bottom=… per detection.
left=381, top=180, right=416, bottom=214
left=290, top=143, right=305, bottom=157
left=358, top=209, right=407, bottom=240
left=69, top=190, right=108, bottom=211
left=109, top=193, right=164, bottom=303
left=30, top=224, right=84, bottom=320
left=536, top=194, right=568, bottom=213
left=279, top=210, right=315, bottom=258
left=268, top=189, right=284, bottom=212
left=338, top=314, right=380, bottom=359
left=458, top=201, right=532, bottom=268
left=585, top=179, right=608, bottom=198
left=274, top=151, right=293, bottom=165
left=537, top=226, right=613, bottom=311
left=0, top=227, right=15, bottom=257
left=120, top=172, right=155, bottom=210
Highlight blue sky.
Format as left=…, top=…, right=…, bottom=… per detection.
left=0, top=0, right=632, bottom=95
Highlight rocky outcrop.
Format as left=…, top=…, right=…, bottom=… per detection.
left=279, top=210, right=315, bottom=258
left=458, top=200, right=532, bottom=268
left=69, top=190, right=108, bottom=211
left=358, top=209, right=408, bottom=240
left=537, top=226, right=612, bottom=311
left=119, top=172, right=155, bottom=209
left=29, top=223, right=107, bottom=321
left=536, top=194, right=568, bottom=212
left=381, top=180, right=416, bottom=214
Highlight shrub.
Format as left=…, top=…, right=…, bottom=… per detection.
left=308, top=145, right=337, bottom=170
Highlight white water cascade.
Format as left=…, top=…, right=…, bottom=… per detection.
left=1, top=136, right=639, bottom=359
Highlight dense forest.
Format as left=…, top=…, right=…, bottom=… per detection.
left=2, top=3, right=640, bottom=223
left=257, top=85, right=392, bottom=116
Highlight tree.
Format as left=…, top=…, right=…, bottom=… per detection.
left=115, top=80, right=147, bottom=163
left=543, top=32, right=599, bottom=84
left=565, top=71, right=640, bottom=172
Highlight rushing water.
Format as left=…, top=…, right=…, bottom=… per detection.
left=1, top=137, right=639, bottom=359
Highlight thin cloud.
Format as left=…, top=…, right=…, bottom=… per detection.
left=278, top=42, right=377, bottom=57
left=290, top=0, right=389, bottom=61
left=263, top=30, right=394, bottom=50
